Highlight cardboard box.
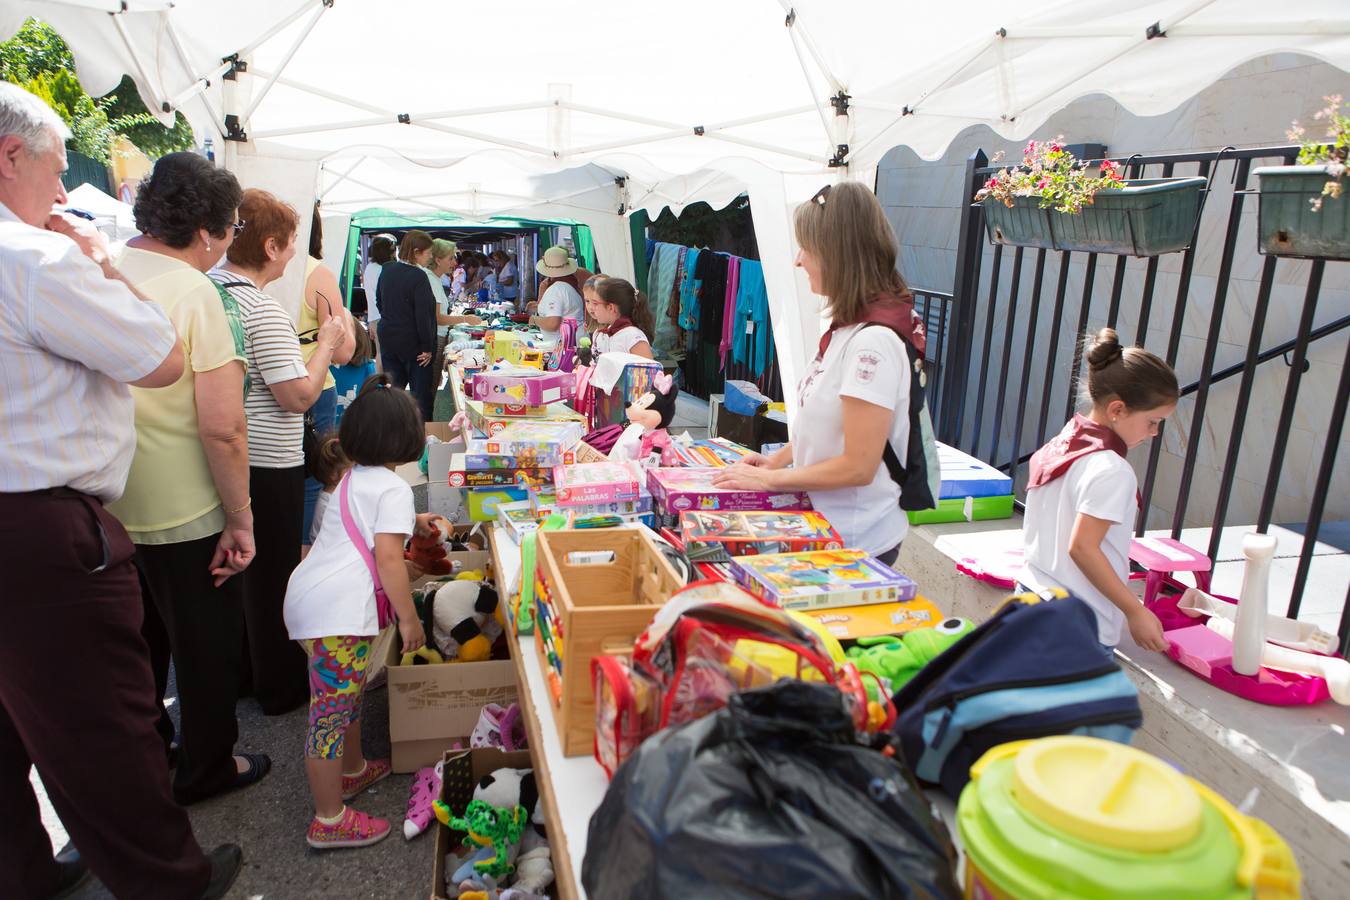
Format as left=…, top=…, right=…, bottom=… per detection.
left=386, top=567, right=517, bottom=772
left=906, top=494, right=1015, bottom=525
left=432, top=747, right=536, bottom=900
left=425, top=422, right=469, bottom=484
left=428, top=482, right=469, bottom=523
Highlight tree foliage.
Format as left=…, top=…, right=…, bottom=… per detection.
left=0, top=18, right=195, bottom=162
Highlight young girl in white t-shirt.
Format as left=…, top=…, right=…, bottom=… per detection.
left=284, top=373, right=434, bottom=850
left=1022, top=328, right=1179, bottom=652
left=584, top=276, right=655, bottom=359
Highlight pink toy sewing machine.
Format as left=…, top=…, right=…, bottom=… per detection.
left=470, top=368, right=575, bottom=406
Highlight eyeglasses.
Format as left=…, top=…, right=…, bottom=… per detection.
left=810, top=184, right=831, bottom=206
left=231, top=219, right=247, bottom=235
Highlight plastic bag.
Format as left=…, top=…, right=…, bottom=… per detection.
left=582, top=681, right=958, bottom=900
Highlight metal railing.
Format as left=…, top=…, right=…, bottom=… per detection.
left=927, top=144, right=1350, bottom=652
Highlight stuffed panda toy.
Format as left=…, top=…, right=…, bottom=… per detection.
left=427, top=576, right=502, bottom=663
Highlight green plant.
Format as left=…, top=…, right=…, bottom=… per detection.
left=1, top=19, right=195, bottom=162
left=974, top=137, right=1125, bottom=214
left=1286, top=95, right=1349, bottom=211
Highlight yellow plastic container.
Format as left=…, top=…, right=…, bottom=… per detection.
left=957, top=736, right=1300, bottom=900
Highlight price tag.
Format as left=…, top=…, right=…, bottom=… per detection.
left=745, top=320, right=755, bottom=335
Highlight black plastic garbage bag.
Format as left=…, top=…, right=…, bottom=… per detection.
left=582, top=681, right=959, bottom=900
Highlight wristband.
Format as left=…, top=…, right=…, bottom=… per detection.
left=225, top=498, right=252, bottom=515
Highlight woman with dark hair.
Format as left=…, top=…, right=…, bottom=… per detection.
left=109, top=151, right=271, bottom=804
left=211, top=188, right=347, bottom=716
left=375, top=230, right=438, bottom=420
left=363, top=234, right=396, bottom=370
left=300, top=205, right=356, bottom=544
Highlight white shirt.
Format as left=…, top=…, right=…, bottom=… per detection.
left=537, top=281, right=584, bottom=343
left=423, top=267, right=452, bottom=337
left=498, top=260, right=519, bottom=299
left=284, top=465, right=415, bottom=640
left=209, top=270, right=308, bottom=468
left=591, top=324, right=647, bottom=358
left=792, top=324, right=910, bottom=556
left=363, top=261, right=382, bottom=323
left=1022, top=451, right=1137, bottom=646
left=0, top=202, right=176, bottom=502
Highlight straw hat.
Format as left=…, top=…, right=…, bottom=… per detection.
left=535, top=245, right=578, bottom=277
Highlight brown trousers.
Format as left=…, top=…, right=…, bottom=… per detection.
left=0, top=489, right=210, bottom=899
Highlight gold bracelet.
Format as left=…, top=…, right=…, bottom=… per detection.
left=225, top=498, right=252, bottom=515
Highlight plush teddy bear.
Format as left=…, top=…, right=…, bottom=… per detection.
left=428, top=574, right=502, bottom=663
left=406, top=517, right=464, bottom=576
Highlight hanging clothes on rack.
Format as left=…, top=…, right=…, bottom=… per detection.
left=647, top=242, right=683, bottom=359
left=720, top=255, right=741, bottom=370
left=733, top=259, right=771, bottom=378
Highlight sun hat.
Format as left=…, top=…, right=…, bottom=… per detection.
left=536, top=245, right=578, bottom=277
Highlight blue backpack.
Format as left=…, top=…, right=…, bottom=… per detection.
left=889, top=591, right=1141, bottom=798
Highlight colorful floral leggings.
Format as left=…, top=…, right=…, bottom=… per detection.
left=302, top=635, right=374, bottom=760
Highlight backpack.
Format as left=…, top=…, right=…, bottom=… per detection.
left=875, top=325, right=941, bottom=512
left=889, top=589, right=1141, bottom=798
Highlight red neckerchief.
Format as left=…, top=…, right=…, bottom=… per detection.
left=816, top=291, right=926, bottom=359
left=600, top=316, right=635, bottom=337
left=1027, top=414, right=1129, bottom=490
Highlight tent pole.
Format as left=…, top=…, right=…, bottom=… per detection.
left=560, top=102, right=684, bottom=131
left=412, top=120, right=552, bottom=158
left=110, top=13, right=165, bottom=112
left=235, top=0, right=330, bottom=59
left=319, top=156, right=366, bottom=199
left=251, top=116, right=395, bottom=140
left=163, top=58, right=234, bottom=113
left=242, top=2, right=331, bottom=125
left=44, top=0, right=172, bottom=11
left=777, top=1, right=845, bottom=93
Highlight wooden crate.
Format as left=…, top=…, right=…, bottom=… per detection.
left=535, top=528, right=683, bottom=756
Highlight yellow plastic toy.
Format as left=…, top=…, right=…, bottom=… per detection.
left=729, top=609, right=845, bottom=685
left=401, top=645, right=444, bottom=667
left=957, top=735, right=1300, bottom=900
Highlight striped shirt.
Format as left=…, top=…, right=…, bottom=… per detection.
left=209, top=270, right=308, bottom=469
left=0, top=202, right=177, bottom=502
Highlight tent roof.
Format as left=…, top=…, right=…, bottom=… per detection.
left=14, top=0, right=1350, bottom=183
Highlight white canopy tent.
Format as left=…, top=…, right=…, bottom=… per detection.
left=65, top=181, right=137, bottom=240
left=10, top=0, right=1349, bottom=407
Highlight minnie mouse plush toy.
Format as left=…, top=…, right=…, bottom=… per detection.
left=609, top=372, right=678, bottom=466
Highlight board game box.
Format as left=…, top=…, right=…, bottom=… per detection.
left=730, top=549, right=918, bottom=611
left=465, top=421, right=584, bottom=468
left=465, top=400, right=585, bottom=438
left=647, top=467, right=811, bottom=514
left=553, top=461, right=642, bottom=506
left=448, top=453, right=551, bottom=488
left=679, top=511, right=842, bottom=563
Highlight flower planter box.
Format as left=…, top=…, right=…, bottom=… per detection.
left=1255, top=165, right=1350, bottom=261
left=982, top=177, right=1207, bottom=257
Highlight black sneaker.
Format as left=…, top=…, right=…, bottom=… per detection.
left=200, top=844, right=242, bottom=900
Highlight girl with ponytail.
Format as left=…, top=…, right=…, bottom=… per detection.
left=584, top=276, right=655, bottom=360
left=1022, top=328, right=1180, bottom=653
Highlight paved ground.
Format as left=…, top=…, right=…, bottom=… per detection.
left=43, top=675, right=438, bottom=900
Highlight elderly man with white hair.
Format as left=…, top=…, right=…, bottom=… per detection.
left=0, top=82, right=242, bottom=899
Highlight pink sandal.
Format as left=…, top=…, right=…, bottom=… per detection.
left=403, top=759, right=444, bottom=840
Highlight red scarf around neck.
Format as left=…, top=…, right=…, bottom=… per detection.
left=1027, top=413, right=1129, bottom=490
left=600, top=316, right=635, bottom=337
left=817, top=291, right=926, bottom=359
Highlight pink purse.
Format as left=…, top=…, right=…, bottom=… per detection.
left=339, top=472, right=396, bottom=629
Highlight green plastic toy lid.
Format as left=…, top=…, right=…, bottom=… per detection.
left=958, top=737, right=1249, bottom=900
